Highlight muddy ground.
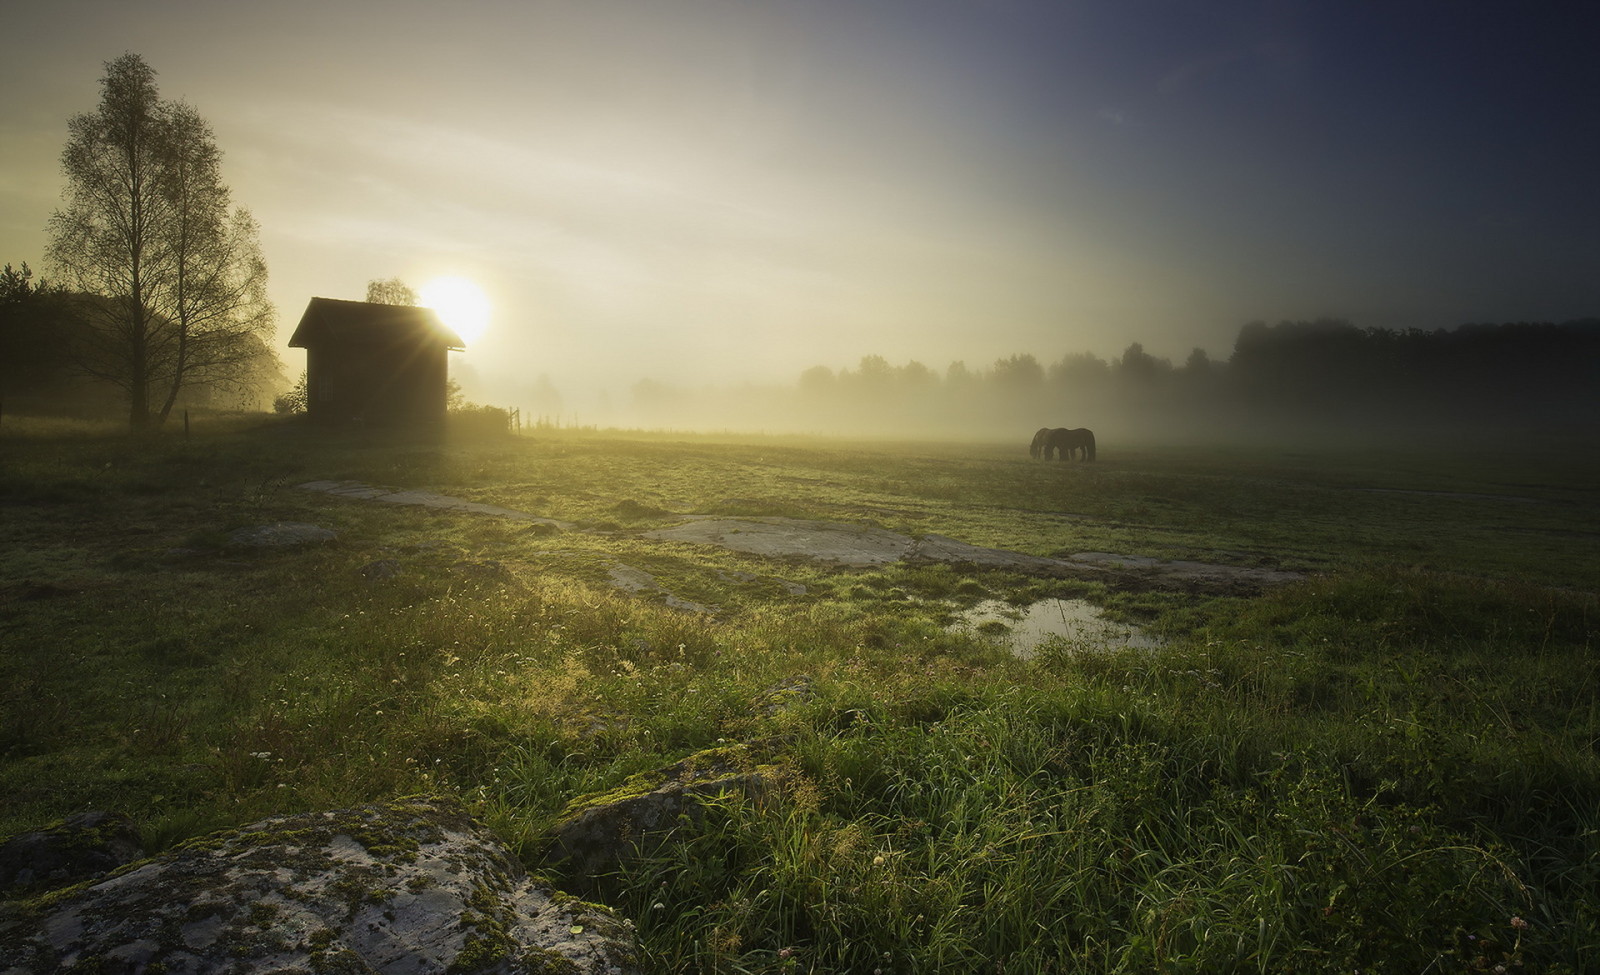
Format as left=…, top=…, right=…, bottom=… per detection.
left=298, top=480, right=1302, bottom=597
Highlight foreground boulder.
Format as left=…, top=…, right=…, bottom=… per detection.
left=542, top=743, right=778, bottom=891
left=0, top=797, right=637, bottom=975
left=0, top=811, right=143, bottom=894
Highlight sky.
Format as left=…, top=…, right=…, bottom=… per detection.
left=3, top=0, right=1597, bottom=410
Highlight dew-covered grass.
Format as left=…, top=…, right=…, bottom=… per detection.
left=0, top=419, right=1595, bottom=971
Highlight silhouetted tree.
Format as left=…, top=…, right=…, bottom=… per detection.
left=46, top=54, right=276, bottom=431
left=798, top=364, right=836, bottom=395
left=854, top=354, right=893, bottom=382
left=765, top=320, right=1599, bottom=439
left=366, top=277, right=418, bottom=305
left=152, top=102, right=275, bottom=419
left=0, top=262, right=52, bottom=304
left=1048, top=351, right=1111, bottom=387
left=1115, top=342, right=1170, bottom=383
left=275, top=371, right=308, bottom=414
left=945, top=361, right=975, bottom=387
left=840, top=355, right=895, bottom=400
left=990, top=353, right=1044, bottom=387
left=1182, top=347, right=1214, bottom=376
left=1, top=262, right=72, bottom=409
left=898, top=359, right=936, bottom=387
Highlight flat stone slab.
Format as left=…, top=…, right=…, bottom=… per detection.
left=607, top=564, right=717, bottom=614
left=647, top=517, right=914, bottom=566
left=294, top=482, right=1300, bottom=593
left=298, top=480, right=575, bottom=529
left=649, top=517, right=1302, bottom=592
left=1, top=797, right=638, bottom=975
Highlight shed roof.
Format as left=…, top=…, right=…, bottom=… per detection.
left=287, top=297, right=465, bottom=350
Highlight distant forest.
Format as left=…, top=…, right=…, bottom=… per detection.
left=5, top=263, right=1596, bottom=441
left=0, top=263, right=284, bottom=419
left=626, top=318, right=1600, bottom=440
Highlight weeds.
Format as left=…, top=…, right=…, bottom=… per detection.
left=0, top=425, right=1595, bottom=970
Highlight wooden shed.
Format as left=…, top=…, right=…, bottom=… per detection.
left=288, top=297, right=464, bottom=425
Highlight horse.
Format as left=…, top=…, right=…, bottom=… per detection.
left=1029, top=427, right=1052, bottom=460
left=1031, top=427, right=1096, bottom=462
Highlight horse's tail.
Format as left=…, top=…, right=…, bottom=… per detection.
left=1029, top=428, right=1048, bottom=459
left=1085, top=429, right=1096, bottom=461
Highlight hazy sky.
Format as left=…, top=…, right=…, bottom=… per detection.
left=3, top=0, right=1597, bottom=404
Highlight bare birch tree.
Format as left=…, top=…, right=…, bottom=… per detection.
left=47, top=54, right=275, bottom=431
left=151, top=103, right=274, bottom=423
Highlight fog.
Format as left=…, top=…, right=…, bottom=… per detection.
left=6, top=3, right=1598, bottom=418
left=4, top=5, right=1597, bottom=444
left=448, top=318, right=1600, bottom=444
left=6, top=275, right=1592, bottom=443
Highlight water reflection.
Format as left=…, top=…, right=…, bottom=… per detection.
left=952, top=598, right=1162, bottom=658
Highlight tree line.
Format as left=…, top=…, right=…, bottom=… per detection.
left=622, top=318, right=1600, bottom=439
left=9, top=58, right=1594, bottom=441
left=1, top=54, right=280, bottom=429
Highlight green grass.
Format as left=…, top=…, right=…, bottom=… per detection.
left=1, top=417, right=1596, bottom=972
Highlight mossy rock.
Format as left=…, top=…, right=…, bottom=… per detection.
left=541, top=743, right=781, bottom=889
left=1, top=797, right=637, bottom=974
left=0, top=811, right=144, bottom=896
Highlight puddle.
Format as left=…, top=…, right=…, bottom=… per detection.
left=951, top=598, right=1163, bottom=658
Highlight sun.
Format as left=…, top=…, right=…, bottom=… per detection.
left=419, top=276, right=491, bottom=346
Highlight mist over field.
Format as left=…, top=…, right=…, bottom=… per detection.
left=3, top=5, right=1597, bottom=444
left=6, top=5, right=1599, bottom=440
left=4, top=402, right=1597, bottom=971
left=452, top=317, right=1600, bottom=443
left=5, top=8, right=1599, bottom=969
left=7, top=279, right=1597, bottom=444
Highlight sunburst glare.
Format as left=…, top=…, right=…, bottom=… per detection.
left=420, top=276, right=491, bottom=346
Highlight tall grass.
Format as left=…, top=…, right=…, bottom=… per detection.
left=0, top=426, right=1595, bottom=971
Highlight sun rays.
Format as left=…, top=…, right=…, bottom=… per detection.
left=420, top=275, right=491, bottom=346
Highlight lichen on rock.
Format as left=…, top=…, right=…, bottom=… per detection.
left=0, top=811, right=144, bottom=895
left=540, top=743, right=780, bottom=890
left=1, top=797, right=637, bottom=975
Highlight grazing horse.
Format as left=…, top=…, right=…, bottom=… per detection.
left=1029, top=427, right=1052, bottom=460
left=1031, top=427, right=1096, bottom=462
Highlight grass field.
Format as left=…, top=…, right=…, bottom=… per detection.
left=2, top=416, right=1596, bottom=972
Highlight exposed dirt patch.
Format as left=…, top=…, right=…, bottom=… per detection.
left=298, top=479, right=576, bottom=529
left=649, top=517, right=914, bottom=566
left=300, top=482, right=1303, bottom=596
left=606, top=564, right=718, bottom=614
left=649, top=517, right=1302, bottom=594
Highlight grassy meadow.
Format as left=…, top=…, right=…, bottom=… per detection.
left=1, top=416, right=1596, bottom=973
